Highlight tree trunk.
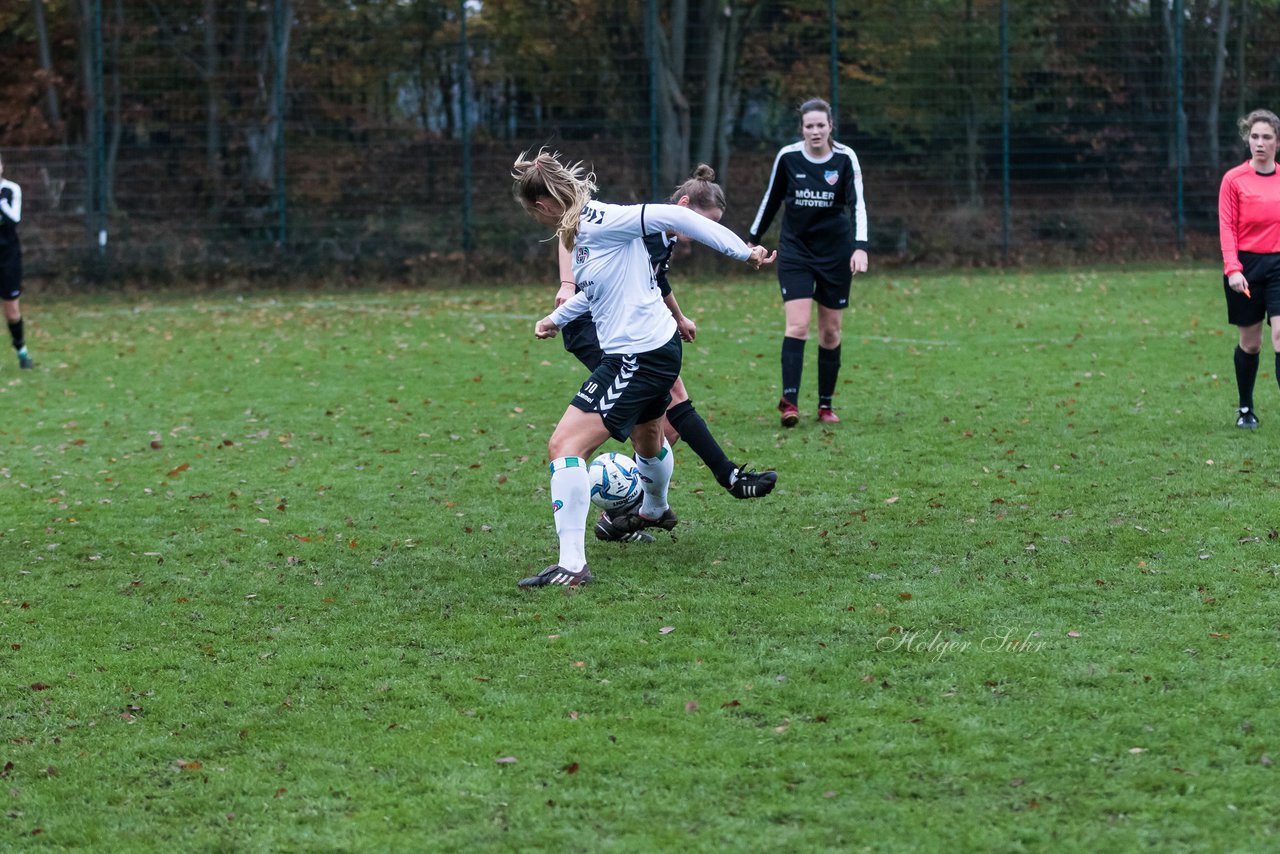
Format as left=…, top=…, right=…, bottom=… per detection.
left=1208, top=0, right=1230, bottom=172
left=963, top=0, right=982, bottom=206
left=31, top=0, right=64, bottom=139
left=655, top=0, right=690, bottom=190
left=204, top=0, right=222, bottom=210
left=77, top=0, right=99, bottom=238
left=246, top=0, right=292, bottom=191
left=714, top=1, right=765, bottom=192
left=1236, top=0, right=1248, bottom=122
left=694, top=0, right=728, bottom=170
left=105, top=0, right=123, bottom=211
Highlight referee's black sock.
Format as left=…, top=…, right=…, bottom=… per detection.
left=666, top=399, right=736, bottom=489
left=1235, top=345, right=1259, bottom=410
left=817, top=344, right=842, bottom=411
left=7, top=319, right=23, bottom=351
left=781, top=337, right=806, bottom=405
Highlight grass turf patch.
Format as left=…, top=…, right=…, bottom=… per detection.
left=1, top=268, right=1277, bottom=851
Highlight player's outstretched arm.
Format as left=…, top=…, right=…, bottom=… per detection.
left=645, top=204, right=763, bottom=265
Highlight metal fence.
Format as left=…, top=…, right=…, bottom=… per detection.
left=2, top=0, right=1274, bottom=284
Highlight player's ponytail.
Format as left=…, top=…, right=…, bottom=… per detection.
left=511, top=149, right=597, bottom=249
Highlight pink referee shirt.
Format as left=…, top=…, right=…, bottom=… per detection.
left=1219, top=161, right=1280, bottom=276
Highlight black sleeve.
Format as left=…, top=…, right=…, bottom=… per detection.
left=644, top=232, right=673, bottom=297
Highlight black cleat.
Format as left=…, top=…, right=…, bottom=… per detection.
left=728, top=467, right=778, bottom=499
left=604, top=506, right=679, bottom=537
left=517, top=564, right=592, bottom=589
left=17, top=353, right=33, bottom=370
left=594, top=510, right=656, bottom=542
left=1237, top=407, right=1259, bottom=429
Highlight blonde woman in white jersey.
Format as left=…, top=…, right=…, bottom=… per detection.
left=512, top=149, right=775, bottom=588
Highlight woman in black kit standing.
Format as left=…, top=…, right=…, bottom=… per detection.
left=0, top=153, right=32, bottom=370
left=748, top=98, right=867, bottom=427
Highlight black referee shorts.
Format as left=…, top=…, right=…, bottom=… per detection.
left=1225, top=251, right=1280, bottom=327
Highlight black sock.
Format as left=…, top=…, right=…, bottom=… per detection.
left=1235, top=345, right=1259, bottom=410
left=8, top=319, right=23, bottom=351
left=666, top=399, right=736, bottom=488
left=817, top=344, right=841, bottom=410
left=781, top=337, right=805, bottom=405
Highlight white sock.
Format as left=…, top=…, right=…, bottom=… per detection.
left=549, top=457, right=589, bottom=570
left=634, top=439, right=674, bottom=518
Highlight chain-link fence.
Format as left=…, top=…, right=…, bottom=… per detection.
left=2, top=0, right=1274, bottom=283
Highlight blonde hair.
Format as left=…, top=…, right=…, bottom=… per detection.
left=511, top=149, right=597, bottom=249
left=670, top=163, right=726, bottom=212
left=1239, top=109, right=1280, bottom=140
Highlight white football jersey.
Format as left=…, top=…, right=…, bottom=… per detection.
left=549, top=202, right=751, bottom=355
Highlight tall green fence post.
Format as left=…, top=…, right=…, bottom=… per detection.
left=460, top=0, right=473, bottom=252
left=1000, top=0, right=1009, bottom=261
left=1174, top=0, right=1186, bottom=252
left=92, top=0, right=106, bottom=256
left=274, top=0, right=287, bottom=247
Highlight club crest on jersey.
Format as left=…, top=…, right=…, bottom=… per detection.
left=824, top=170, right=839, bottom=185
left=576, top=246, right=589, bottom=264
left=551, top=499, right=564, bottom=513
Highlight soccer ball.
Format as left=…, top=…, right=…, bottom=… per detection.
left=588, top=452, right=641, bottom=511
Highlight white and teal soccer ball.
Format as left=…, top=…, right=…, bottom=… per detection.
left=588, top=452, right=641, bottom=511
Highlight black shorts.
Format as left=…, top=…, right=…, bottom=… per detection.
left=561, top=314, right=603, bottom=371
left=0, top=243, right=21, bottom=301
left=1225, top=251, right=1280, bottom=327
left=778, top=256, right=850, bottom=309
left=569, top=333, right=682, bottom=443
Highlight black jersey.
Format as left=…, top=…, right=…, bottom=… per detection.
left=747, top=141, right=867, bottom=268
left=643, top=230, right=675, bottom=298
left=0, top=179, right=20, bottom=250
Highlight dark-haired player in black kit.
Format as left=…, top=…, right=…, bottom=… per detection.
left=553, top=165, right=777, bottom=542
left=748, top=97, right=868, bottom=427
left=0, top=154, right=32, bottom=370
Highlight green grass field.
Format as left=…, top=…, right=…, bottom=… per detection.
left=2, top=267, right=1276, bottom=852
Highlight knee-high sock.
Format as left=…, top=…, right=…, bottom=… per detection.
left=1235, top=346, right=1259, bottom=410
left=817, top=344, right=842, bottom=410
left=781, top=336, right=806, bottom=405
left=549, top=457, right=589, bottom=571
left=634, top=439, right=674, bottom=518
left=666, top=399, right=736, bottom=488
left=8, top=319, right=23, bottom=351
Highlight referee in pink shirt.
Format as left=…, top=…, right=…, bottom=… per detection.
left=1220, top=108, right=1280, bottom=429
